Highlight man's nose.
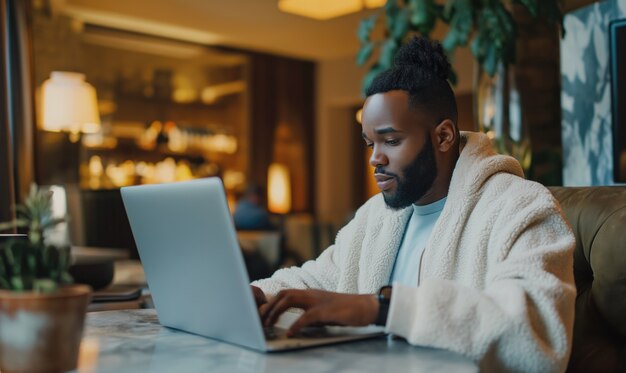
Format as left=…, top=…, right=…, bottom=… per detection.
left=369, top=146, right=388, bottom=168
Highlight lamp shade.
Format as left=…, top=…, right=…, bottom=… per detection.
left=39, top=72, right=100, bottom=134
left=267, top=163, right=291, bottom=214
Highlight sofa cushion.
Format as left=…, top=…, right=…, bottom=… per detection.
left=549, top=187, right=626, bottom=373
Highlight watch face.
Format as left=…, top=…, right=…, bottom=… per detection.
left=379, top=285, right=393, bottom=301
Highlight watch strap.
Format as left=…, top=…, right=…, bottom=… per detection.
left=375, top=285, right=392, bottom=326
left=375, top=296, right=390, bottom=326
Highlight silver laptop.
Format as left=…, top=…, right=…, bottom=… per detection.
left=121, top=178, right=384, bottom=352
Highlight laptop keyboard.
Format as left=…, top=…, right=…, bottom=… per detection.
left=264, top=326, right=330, bottom=340
left=264, top=326, right=287, bottom=340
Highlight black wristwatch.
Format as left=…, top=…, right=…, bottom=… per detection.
left=375, top=285, right=392, bottom=326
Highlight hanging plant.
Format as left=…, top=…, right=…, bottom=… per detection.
left=357, top=0, right=564, bottom=94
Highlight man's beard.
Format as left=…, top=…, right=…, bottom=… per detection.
left=378, top=138, right=438, bottom=210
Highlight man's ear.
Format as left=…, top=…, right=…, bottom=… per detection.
left=433, top=119, right=457, bottom=152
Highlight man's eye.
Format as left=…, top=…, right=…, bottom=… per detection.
left=365, top=142, right=373, bottom=148
left=386, top=139, right=400, bottom=146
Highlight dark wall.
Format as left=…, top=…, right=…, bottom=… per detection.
left=0, top=0, right=16, bottom=226
left=1, top=0, right=36, bottom=225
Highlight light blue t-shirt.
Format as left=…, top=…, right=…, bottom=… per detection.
left=390, top=197, right=447, bottom=287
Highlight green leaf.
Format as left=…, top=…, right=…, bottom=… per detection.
left=24, top=195, right=37, bottom=217
left=442, top=0, right=473, bottom=52
left=409, top=0, right=438, bottom=35
left=58, top=246, right=71, bottom=273
left=409, top=0, right=426, bottom=27
left=442, top=29, right=458, bottom=52
left=0, top=184, right=72, bottom=291
left=494, top=3, right=517, bottom=65
left=470, top=33, right=485, bottom=62
left=358, top=15, right=378, bottom=43
left=361, top=64, right=386, bottom=97
left=28, top=230, right=41, bottom=245
left=33, top=278, right=57, bottom=293
left=384, top=0, right=396, bottom=12
left=60, top=271, right=73, bottom=285
left=442, top=0, right=455, bottom=21
left=449, top=0, right=473, bottom=45
left=356, top=42, right=375, bottom=66
left=11, top=276, right=24, bottom=291
left=43, top=245, right=57, bottom=270
left=5, top=243, right=17, bottom=269
left=15, top=205, right=30, bottom=219
left=483, top=44, right=498, bottom=77
left=26, top=254, right=37, bottom=276
left=379, top=39, right=398, bottom=69
left=494, top=3, right=515, bottom=38
left=391, top=8, right=409, bottom=39
left=384, top=0, right=400, bottom=31
left=40, top=217, right=66, bottom=231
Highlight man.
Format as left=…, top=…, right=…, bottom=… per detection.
left=251, top=37, right=575, bottom=372
left=233, top=184, right=275, bottom=231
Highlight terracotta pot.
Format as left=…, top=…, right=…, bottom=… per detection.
left=0, top=285, right=92, bottom=373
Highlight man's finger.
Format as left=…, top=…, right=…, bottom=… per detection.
left=251, top=286, right=267, bottom=307
left=258, top=303, right=268, bottom=316
left=264, top=293, right=304, bottom=326
left=260, top=290, right=289, bottom=320
left=287, top=308, right=323, bottom=337
left=259, top=290, right=283, bottom=320
left=259, top=299, right=272, bottom=320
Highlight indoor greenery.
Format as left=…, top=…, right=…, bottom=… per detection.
left=357, top=0, right=564, bottom=92
left=0, top=184, right=72, bottom=293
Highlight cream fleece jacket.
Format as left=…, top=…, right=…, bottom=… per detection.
left=252, top=132, right=576, bottom=372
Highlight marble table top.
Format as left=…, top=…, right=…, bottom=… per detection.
left=75, top=309, right=478, bottom=373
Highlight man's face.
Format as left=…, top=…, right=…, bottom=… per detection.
left=361, top=91, right=438, bottom=209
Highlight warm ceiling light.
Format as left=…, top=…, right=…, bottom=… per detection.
left=364, top=0, right=387, bottom=8
left=278, top=0, right=383, bottom=20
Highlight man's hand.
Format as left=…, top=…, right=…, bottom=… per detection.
left=259, top=289, right=379, bottom=337
left=251, top=285, right=267, bottom=307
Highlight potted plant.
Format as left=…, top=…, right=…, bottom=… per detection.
left=0, top=184, right=91, bottom=373
left=356, top=0, right=564, bottom=173
left=357, top=0, right=563, bottom=87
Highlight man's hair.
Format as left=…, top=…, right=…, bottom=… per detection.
left=366, top=36, right=458, bottom=126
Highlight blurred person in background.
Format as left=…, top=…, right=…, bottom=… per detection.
left=233, top=184, right=275, bottom=231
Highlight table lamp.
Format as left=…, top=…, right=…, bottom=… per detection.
left=39, top=71, right=100, bottom=142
